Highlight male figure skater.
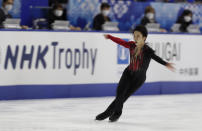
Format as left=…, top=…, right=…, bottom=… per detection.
left=95, top=25, right=175, bottom=122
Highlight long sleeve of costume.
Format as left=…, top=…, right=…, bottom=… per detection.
left=107, top=35, right=133, bottom=48
left=151, top=53, right=167, bottom=66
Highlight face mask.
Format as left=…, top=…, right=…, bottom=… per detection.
left=102, top=10, right=110, bottom=16
left=5, top=4, right=13, bottom=11
left=184, top=16, right=192, bottom=22
left=146, top=13, right=154, bottom=20
left=54, top=10, right=63, bottom=17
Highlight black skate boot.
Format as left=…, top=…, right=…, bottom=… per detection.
left=95, top=111, right=111, bottom=121
left=109, top=112, right=122, bottom=122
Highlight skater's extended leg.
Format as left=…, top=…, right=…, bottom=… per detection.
left=109, top=86, right=130, bottom=122
left=109, top=73, right=146, bottom=122
left=95, top=68, right=130, bottom=121
left=108, top=74, right=131, bottom=122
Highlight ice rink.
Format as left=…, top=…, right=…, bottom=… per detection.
left=0, top=94, right=202, bottom=131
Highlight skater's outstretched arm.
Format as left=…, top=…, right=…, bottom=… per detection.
left=104, top=34, right=134, bottom=48
left=151, top=53, right=175, bottom=72
left=151, top=53, right=167, bottom=66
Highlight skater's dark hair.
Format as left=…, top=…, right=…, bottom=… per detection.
left=100, top=3, right=110, bottom=10
left=133, top=25, right=148, bottom=38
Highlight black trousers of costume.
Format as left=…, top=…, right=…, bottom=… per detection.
left=104, top=67, right=146, bottom=115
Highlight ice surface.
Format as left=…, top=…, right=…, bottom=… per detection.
left=0, top=94, right=202, bottom=131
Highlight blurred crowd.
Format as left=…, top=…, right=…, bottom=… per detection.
left=135, top=0, right=202, bottom=3
left=0, top=0, right=201, bottom=33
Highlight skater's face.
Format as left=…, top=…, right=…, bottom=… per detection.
left=133, top=31, right=146, bottom=44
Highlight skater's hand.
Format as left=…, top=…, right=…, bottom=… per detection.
left=104, top=34, right=109, bottom=39
left=166, top=63, right=176, bottom=72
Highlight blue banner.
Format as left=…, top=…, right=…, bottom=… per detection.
left=68, top=1, right=202, bottom=31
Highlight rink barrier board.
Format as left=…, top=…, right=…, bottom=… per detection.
left=0, top=81, right=202, bottom=100
left=0, top=31, right=202, bottom=100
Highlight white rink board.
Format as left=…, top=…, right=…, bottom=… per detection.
left=0, top=31, right=201, bottom=86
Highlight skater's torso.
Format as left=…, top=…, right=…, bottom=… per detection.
left=107, top=35, right=167, bottom=75
left=128, top=43, right=154, bottom=74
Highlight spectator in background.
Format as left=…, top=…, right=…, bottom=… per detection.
left=140, top=6, right=167, bottom=32
left=49, top=0, right=68, bottom=6
left=176, top=9, right=193, bottom=32
left=0, top=0, right=13, bottom=27
left=93, top=3, right=111, bottom=31
left=48, top=3, right=80, bottom=30
left=194, top=0, right=202, bottom=3
left=174, top=0, right=187, bottom=2
left=0, top=0, right=28, bottom=29
left=140, top=6, right=156, bottom=26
